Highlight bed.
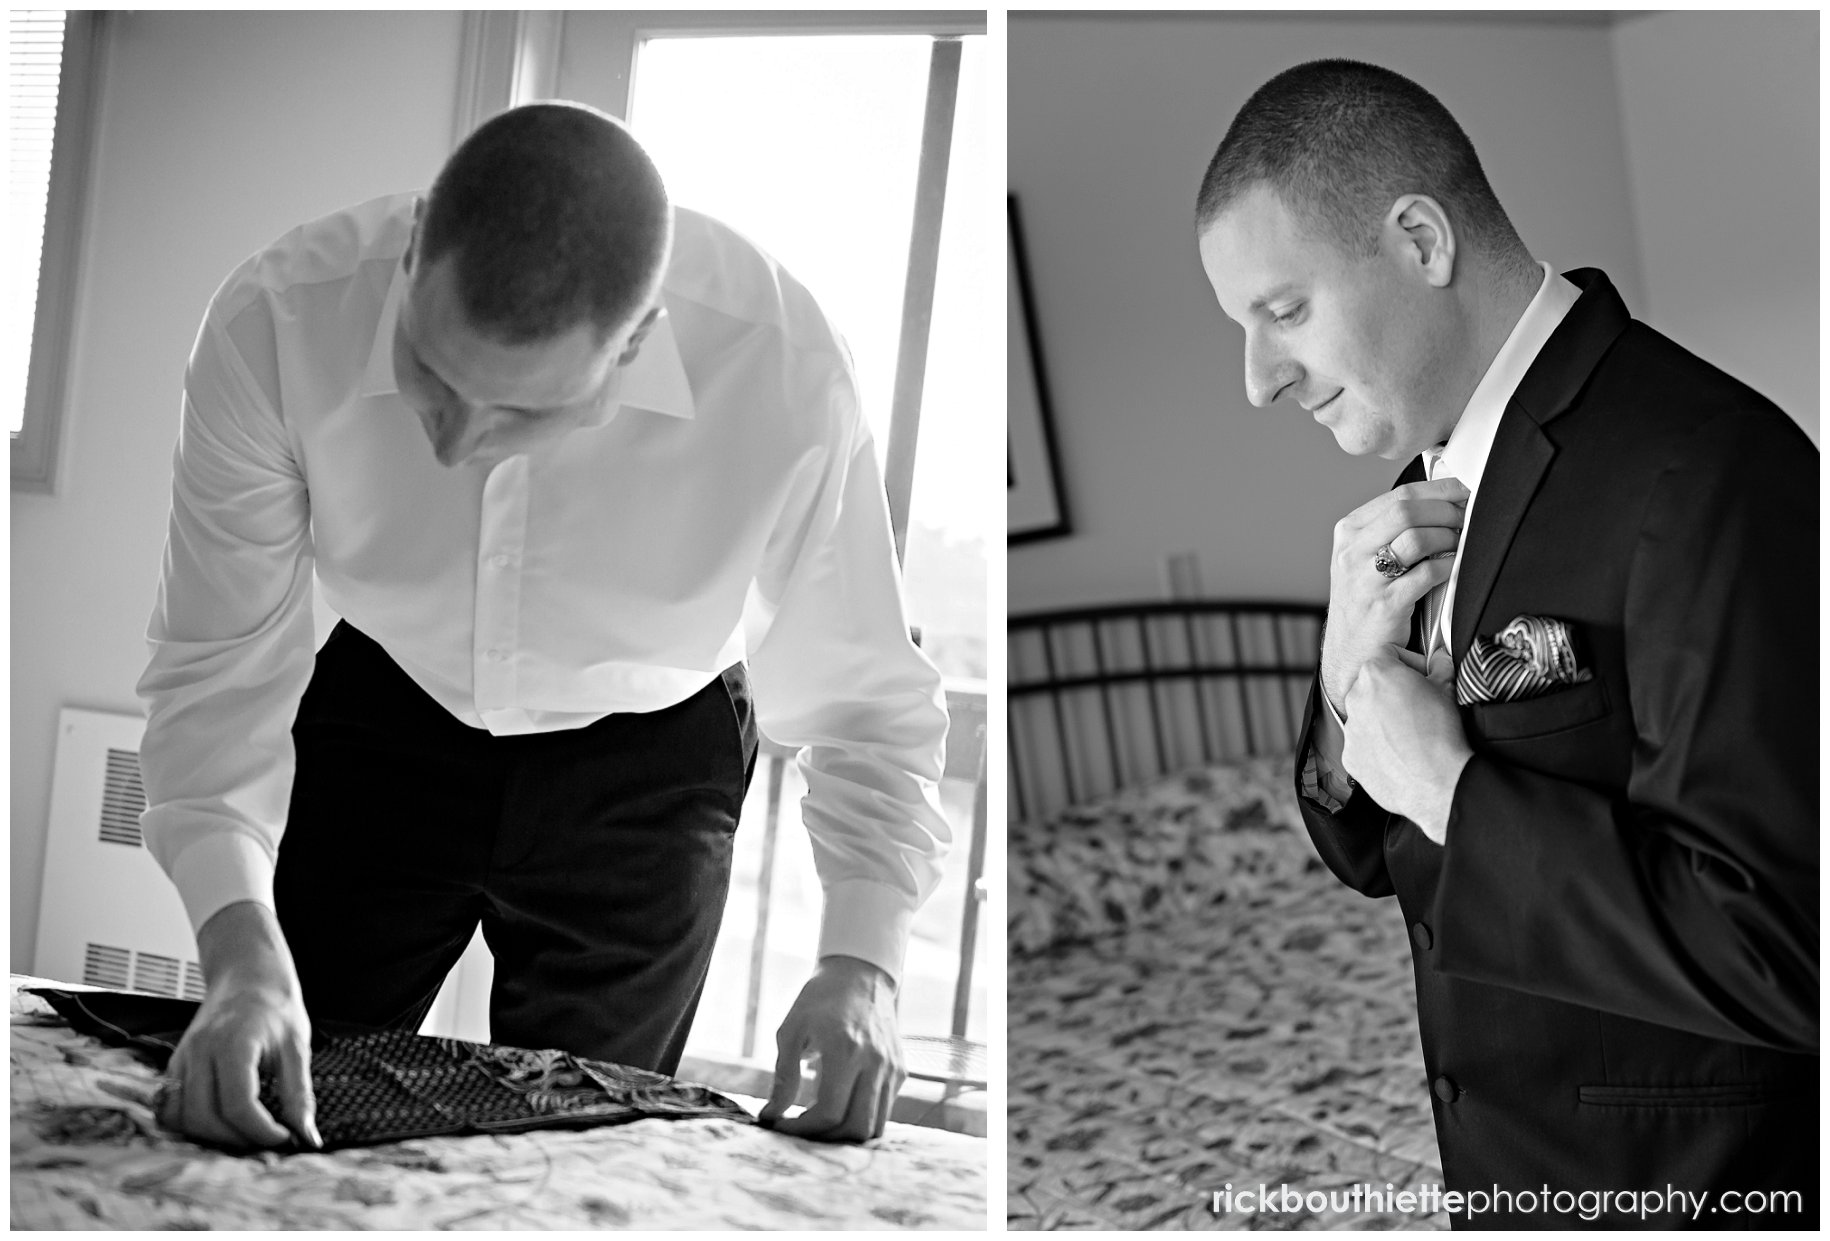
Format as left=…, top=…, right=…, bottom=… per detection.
left=9, top=975, right=986, bottom=1230
left=1006, top=601, right=1447, bottom=1230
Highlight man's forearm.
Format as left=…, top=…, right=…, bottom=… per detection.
left=196, top=900, right=298, bottom=990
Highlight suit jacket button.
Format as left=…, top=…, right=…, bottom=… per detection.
left=1411, top=922, right=1433, bottom=951
left=1433, top=1075, right=1460, bottom=1103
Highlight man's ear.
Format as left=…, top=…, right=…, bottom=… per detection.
left=617, top=305, right=665, bottom=367
left=404, top=196, right=426, bottom=275
left=1385, top=194, right=1456, bottom=289
left=631, top=304, right=663, bottom=345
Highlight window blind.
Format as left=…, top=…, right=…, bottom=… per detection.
left=9, top=9, right=65, bottom=436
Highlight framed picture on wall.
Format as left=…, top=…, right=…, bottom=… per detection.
left=1008, top=196, right=1070, bottom=543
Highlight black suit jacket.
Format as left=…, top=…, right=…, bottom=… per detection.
left=1295, top=270, right=1818, bottom=1229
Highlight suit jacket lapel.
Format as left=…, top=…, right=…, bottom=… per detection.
left=1448, top=268, right=1635, bottom=658
left=1450, top=413, right=1553, bottom=658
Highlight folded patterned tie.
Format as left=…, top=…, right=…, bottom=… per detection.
left=29, top=987, right=752, bottom=1150
left=1455, top=614, right=1592, bottom=706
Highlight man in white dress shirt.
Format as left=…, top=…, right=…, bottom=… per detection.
left=138, top=102, right=950, bottom=1149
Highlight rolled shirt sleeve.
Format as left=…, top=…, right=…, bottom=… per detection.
left=136, top=298, right=318, bottom=936
left=742, top=364, right=952, bottom=986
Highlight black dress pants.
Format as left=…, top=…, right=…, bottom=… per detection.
left=274, top=622, right=758, bottom=1075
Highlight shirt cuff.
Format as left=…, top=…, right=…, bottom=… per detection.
left=817, top=877, right=917, bottom=986
left=1304, top=691, right=1357, bottom=810
left=167, top=833, right=277, bottom=938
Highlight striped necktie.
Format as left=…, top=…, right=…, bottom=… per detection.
left=1419, top=447, right=1449, bottom=657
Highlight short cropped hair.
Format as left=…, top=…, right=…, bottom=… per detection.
left=1196, top=59, right=1524, bottom=264
left=419, top=101, right=671, bottom=345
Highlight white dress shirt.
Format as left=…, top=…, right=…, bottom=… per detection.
left=137, top=193, right=951, bottom=983
left=1309, top=262, right=1582, bottom=804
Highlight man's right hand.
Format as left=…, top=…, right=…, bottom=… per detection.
left=156, top=900, right=321, bottom=1150
left=1321, top=477, right=1469, bottom=715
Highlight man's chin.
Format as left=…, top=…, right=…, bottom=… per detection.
left=1325, top=425, right=1386, bottom=458
left=1324, top=421, right=1416, bottom=461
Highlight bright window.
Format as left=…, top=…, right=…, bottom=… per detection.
left=7, top=10, right=64, bottom=436
left=624, top=27, right=991, bottom=1061
left=10, top=8, right=98, bottom=491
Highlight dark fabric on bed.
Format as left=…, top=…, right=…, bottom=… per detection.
left=29, top=987, right=751, bottom=1151
left=11, top=978, right=985, bottom=1229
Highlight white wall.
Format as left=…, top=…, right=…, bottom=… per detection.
left=1612, top=11, right=1818, bottom=440
left=11, top=11, right=464, bottom=970
left=1009, top=12, right=1810, bottom=614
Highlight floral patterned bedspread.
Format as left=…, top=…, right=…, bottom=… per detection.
left=10, top=977, right=986, bottom=1230
left=1008, top=756, right=1447, bottom=1230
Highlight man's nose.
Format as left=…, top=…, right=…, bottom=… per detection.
left=1243, top=332, right=1300, bottom=408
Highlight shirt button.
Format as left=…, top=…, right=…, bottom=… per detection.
left=492, top=554, right=512, bottom=568
left=1432, top=1075, right=1461, bottom=1103
left=1411, top=922, right=1433, bottom=951
left=486, top=649, right=504, bottom=662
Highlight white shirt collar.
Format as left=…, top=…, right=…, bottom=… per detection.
left=357, top=257, right=697, bottom=420
left=1431, top=261, right=1582, bottom=488
left=1425, top=261, right=1583, bottom=651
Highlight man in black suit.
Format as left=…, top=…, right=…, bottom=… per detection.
left=1194, top=60, right=1816, bottom=1229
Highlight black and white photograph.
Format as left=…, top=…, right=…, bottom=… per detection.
left=11, top=6, right=1824, bottom=1237
left=10, top=9, right=992, bottom=1229
left=1007, top=10, right=1817, bottom=1231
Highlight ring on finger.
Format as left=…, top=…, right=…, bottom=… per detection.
left=1371, top=542, right=1408, bottom=579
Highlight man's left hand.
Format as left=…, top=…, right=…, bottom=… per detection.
left=1341, top=645, right=1474, bottom=844
left=759, top=955, right=902, bottom=1142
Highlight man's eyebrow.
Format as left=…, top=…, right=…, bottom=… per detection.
left=1247, top=283, right=1301, bottom=313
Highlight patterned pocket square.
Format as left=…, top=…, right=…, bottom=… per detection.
left=1456, top=614, right=1593, bottom=706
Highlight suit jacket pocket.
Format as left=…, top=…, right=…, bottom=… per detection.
left=1467, top=674, right=1610, bottom=741
left=1579, top=1082, right=1780, bottom=1109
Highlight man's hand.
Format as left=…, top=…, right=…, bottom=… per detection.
left=156, top=900, right=321, bottom=1151
left=1322, top=478, right=1469, bottom=713
left=759, top=955, right=902, bottom=1142
left=1341, top=645, right=1473, bottom=843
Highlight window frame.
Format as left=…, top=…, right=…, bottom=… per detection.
left=13, top=9, right=106, bottom=494
left=567, top=10, right=992, bottom=1068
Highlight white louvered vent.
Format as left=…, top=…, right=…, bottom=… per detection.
left=98, top=748, right=145, bottom=846
left=79, top=943, right=205, bottom=1000
left=132, top=951, right=181, bottom=997
left=37, top=709, right=203, bottom=996
left=81, top=942, right=130, bottom=990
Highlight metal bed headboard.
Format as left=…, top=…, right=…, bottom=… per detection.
left=1008, top=600, right=1326, bottom=824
